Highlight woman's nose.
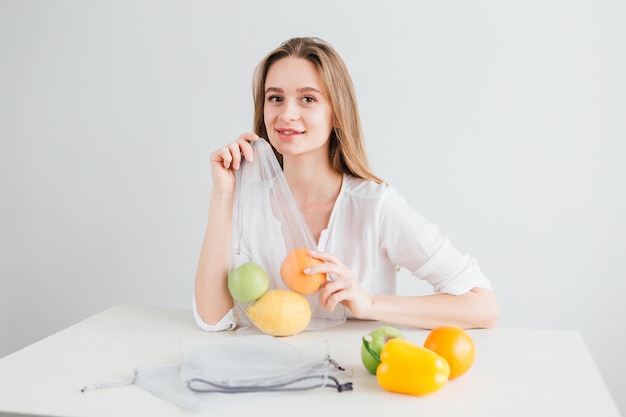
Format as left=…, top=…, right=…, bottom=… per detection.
left=278, top=100, right=299, bottom=121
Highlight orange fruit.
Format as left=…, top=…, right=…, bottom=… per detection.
left=423, top=326, right=475, bottom=380
left=280, top=248, right=326, bottom=294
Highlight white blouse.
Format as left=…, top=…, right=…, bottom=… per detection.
left=193, top=174, right=492, bottom=331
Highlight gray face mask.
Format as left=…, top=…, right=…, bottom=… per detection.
left=81, top=335, right=352, bottom=412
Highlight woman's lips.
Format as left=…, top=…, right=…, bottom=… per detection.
left=276, top=128, right=304, bottom=141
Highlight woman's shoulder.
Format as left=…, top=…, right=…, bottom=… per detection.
left=342, top=174, right=397, bottom=199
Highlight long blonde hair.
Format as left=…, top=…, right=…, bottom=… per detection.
left=252, top=37, right=383, bottom=184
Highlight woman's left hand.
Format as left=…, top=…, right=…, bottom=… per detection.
left=306, top=251, right=374, bottom=318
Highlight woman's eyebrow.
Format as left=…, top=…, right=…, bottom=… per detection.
left=265, top=87, right=283, bottom=94
left=264, top=87, right=322, bottom=94
left=296, top=87, right=322, bottom=94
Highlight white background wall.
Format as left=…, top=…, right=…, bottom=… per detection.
left=1, top=0, right=624, bottom=413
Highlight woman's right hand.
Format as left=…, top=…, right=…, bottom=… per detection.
left=209, top=132, right=260, bottom=196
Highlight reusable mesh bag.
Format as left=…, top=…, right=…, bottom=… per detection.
left=230, top=139, right=346, bottom=334
left=82, top=336, right=352, bottom=412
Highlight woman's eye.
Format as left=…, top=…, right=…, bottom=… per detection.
left=302, top=96, right=316, bottom=104
left=267, top=95, right=283, bottom=103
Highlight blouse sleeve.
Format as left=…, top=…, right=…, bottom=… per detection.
left=192, top=294, right=237, bottom=331
left=379, top=189, right=492, bottom=296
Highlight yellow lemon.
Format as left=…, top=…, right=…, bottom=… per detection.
left=246, top=289, right=311, bottom=336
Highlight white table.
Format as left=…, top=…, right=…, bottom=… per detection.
left=0, top=305, right=620, bottom=416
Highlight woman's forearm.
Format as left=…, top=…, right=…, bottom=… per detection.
left=366, top=288, right=500, bottom=330
left=193, top=192, right=235, bottom=325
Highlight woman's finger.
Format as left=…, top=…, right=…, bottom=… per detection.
left=308, top=250, right=341, bottom=265
left=226, top=142, right=245, bottom=170
left=211, top=133, right=260, bottom=170
left=323, top=280, right=354, bottom=312
left=236, top=133, right=260, bottom=163
left=210, top=146, right=234, bottom=169
left=320, top=276, right=349, bottom=306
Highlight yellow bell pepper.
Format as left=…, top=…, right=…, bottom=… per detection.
left=363, top=337, right=450, bottom=396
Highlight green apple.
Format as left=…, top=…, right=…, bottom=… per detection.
left=227, top=262, right=269, bottom=304
left=361, top=326, right=405, bottom=375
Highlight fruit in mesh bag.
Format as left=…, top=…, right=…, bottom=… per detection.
left=228, top=262, right=269, bottom=304
left=246, top=289, right=312, bottom=336
left=280, top=248, right=327, bottom=294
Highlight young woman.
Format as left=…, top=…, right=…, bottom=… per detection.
left=194, top=37, right=499, bottom=331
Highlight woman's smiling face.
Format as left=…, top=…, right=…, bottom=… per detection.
left=263, top=57, right=334, bottom=160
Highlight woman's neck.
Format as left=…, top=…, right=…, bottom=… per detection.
left=283, top=156, right=343, bottom=244
left=283, top=156, right=343, bottom=205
